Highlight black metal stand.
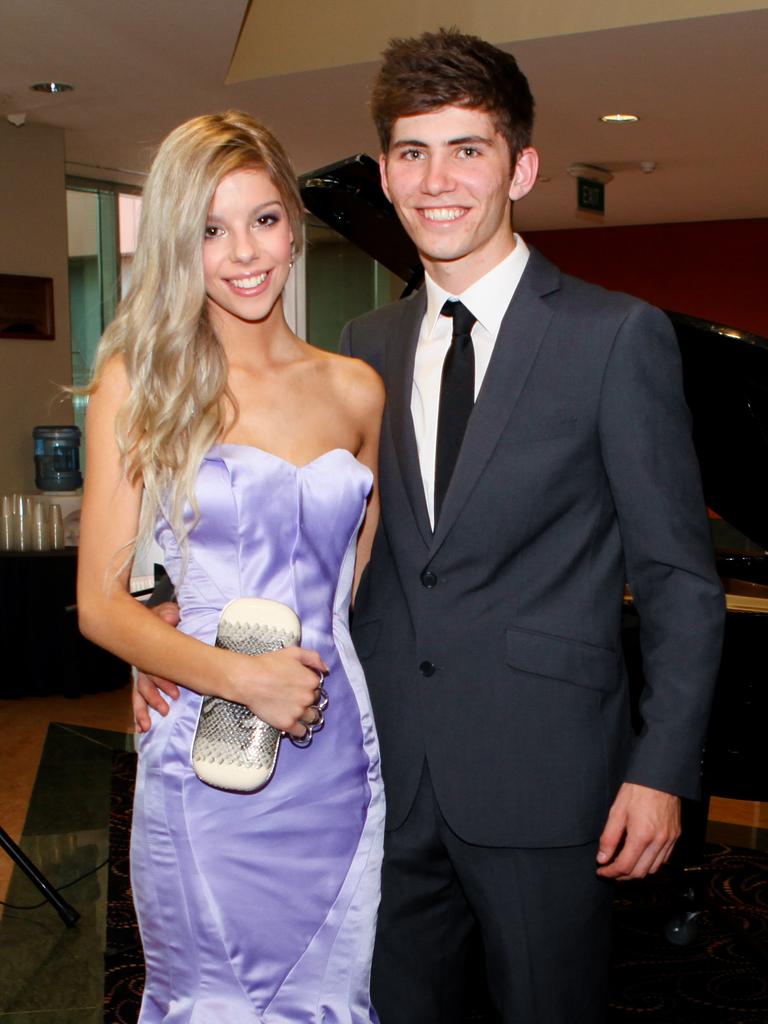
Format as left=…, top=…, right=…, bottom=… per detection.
left=0, top=824, right=80, bottom=927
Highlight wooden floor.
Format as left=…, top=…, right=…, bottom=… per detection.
left=1, top=685, right=765, bottom=905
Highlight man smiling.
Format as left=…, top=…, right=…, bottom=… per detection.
left=379, top=106, right=536, bottom=290
left=340, top=28, right=724, bottom=1023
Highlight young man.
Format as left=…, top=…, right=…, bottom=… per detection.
left=339, top=28, right=723, bottom=1023
left=136, top=28, right=723, bottom=1023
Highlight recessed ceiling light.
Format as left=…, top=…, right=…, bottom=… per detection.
left=30, top=82, right=74, bottom=94
left=600, top=113, right=639, bottom=124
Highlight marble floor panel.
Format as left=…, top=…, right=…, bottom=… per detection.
left=0, top=721, right=134, bottom=1021
left=0, top=1013, right=102, bottom=1024
left=0, top=688, right=134, bottom=903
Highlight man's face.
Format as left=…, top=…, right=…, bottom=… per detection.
left=380, top=105, right=537, bottom=292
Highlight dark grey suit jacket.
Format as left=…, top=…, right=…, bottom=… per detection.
left=341, top=248, right=724, bottom=848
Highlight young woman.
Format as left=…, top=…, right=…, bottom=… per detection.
left=78, top=111, right=385, bottom=1023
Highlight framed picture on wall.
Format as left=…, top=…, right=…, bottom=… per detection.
left=0, top=273, right=55, bottom=340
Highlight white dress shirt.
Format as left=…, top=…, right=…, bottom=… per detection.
left=411, top=236, right=531, bottom=526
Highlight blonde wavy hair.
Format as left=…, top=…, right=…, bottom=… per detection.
left=87, top=111, right=305, bottom=560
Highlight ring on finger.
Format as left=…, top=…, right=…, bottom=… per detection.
left=301, top=705, right=325, bottom=730
left=290, top=724, right=313, bottom=748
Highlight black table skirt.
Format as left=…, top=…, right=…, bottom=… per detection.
left=0, top=549, right=130, bottom=698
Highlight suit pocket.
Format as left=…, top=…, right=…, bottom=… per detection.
left=505, top=625, right=619, bottom=693
left=351, top=618, right=382, bottom=658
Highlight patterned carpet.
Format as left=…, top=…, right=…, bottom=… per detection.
left=105, top=751, right=768, bottom=1023
left=104, top=752, right=144, bottom=1024
left=607, top=850, right=768, bottom=1022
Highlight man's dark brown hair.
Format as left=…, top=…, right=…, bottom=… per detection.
left=371, top=28, right=535, bottom=161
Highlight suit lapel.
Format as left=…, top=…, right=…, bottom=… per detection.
left=430, top=249, right=561, bottom=555
left=384, top=290, right=433, bottom=547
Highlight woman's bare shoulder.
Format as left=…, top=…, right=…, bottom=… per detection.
left=81, top=356, right=133, bottom=470
left=317, top=348, right=385, bottom=410
left=89, top=354, right=130, bottom=406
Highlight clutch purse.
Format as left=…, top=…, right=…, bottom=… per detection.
left=191, top=597, right=315, bottom=793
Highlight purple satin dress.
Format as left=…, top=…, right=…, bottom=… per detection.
left=131, top=445, right=384, bottom=1023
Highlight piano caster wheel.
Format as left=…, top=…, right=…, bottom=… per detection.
left=665, top=910, right=700, bottom=946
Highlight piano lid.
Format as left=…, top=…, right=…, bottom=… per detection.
left=300, top=154, right=422, bottom=289
left=301, top=156, right=768, bottom=553
left=670, top=313, right=768, bottom=552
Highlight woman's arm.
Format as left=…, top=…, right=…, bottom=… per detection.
left=77, top=357, right=326, bottom=736
left=347, top=361, right=385, bottom=601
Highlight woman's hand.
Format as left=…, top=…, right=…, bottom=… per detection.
left=228, top=645, right=329, bottom=739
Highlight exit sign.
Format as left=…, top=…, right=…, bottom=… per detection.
left=577, top=177, right=605, bottom=214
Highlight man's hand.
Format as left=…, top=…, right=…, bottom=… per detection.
left=596, top=782, right=681, bottom=880
left=132, top=601, right=181, bottom=732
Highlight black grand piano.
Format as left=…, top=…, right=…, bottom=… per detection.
left=300, top=154, right=768, bottom=812
left=673, top=314, right=768, bottom=807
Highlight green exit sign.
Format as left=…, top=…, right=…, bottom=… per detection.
left=577, top=177, right=605, bottom=213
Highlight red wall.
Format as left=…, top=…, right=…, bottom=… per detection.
left=526, top=219, right=768, bottom=338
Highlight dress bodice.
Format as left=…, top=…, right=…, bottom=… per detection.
left=156, top=445, right=373, bottom=647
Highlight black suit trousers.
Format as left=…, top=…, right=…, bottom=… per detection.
left=371, top=764, right=613, bottom=1024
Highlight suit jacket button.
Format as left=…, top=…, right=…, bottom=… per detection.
left=419, top=660, right=436, bottom=677
left=420, top=570, right=438, bottom=589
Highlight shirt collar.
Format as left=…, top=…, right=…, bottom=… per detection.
left=423, top=234, right=530, bottom=337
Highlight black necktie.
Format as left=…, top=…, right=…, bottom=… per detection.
left=434, top=299, right=476, bottom=522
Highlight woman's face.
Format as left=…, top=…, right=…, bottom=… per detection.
left=202, top=166, right=294, bottom=330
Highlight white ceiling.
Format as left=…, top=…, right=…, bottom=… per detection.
left=2, top=1, right=767, bottom=231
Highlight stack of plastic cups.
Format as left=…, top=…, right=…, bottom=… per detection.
left=1, top=495, right=12, bottom=551
left=49, top=503, right=65, bottom=549
left=14, top=495, right=32, bottom=551
left=0, top=495, right=65, bottom=552
left=32, top=500, right=48, bottom=550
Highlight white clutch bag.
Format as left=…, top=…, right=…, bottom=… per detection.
left=191, top=597, right=307, bottom=793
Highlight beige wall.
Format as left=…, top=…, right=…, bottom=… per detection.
left=0, top=121, right=73, bottom=493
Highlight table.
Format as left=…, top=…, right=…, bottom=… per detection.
left=0, top=548, right=130, bottom=698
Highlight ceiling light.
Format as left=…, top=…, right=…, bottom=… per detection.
left=600, top=113, right=639, bottom=124
left=30, top=82, right=74, bottom=94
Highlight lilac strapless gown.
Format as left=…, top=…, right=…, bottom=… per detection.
left=131, top=445, right=384, bottom=1023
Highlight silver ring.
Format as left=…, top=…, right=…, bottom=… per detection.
left=301, top=706, right=324, bottom=729
left=290, top=725, right=313, bottom=748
